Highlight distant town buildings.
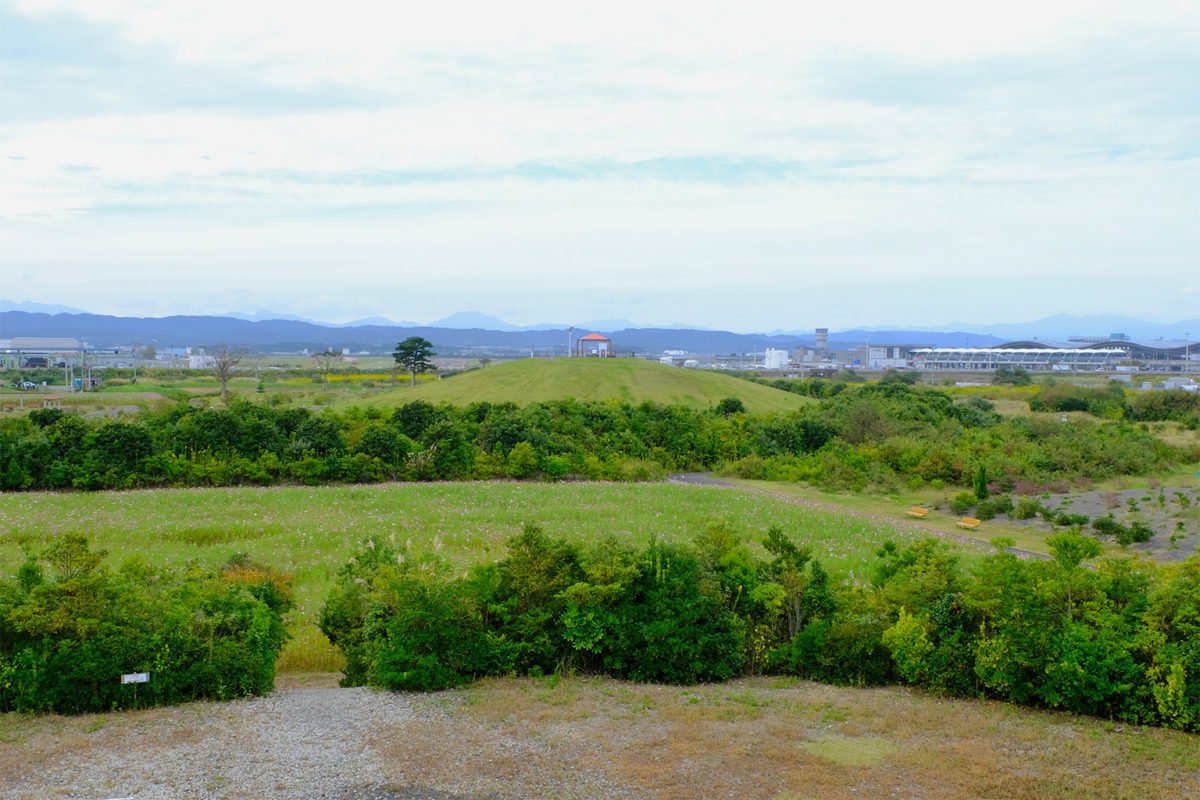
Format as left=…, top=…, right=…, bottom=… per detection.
left=2, top=325, right=1194, bottom=376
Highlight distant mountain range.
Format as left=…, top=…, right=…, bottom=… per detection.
left=415, top=311, right=703, bottom=332
left=0, top=311, right=805, bottom=354
left=0, top=299, right=87, bottom=315
left=1, top=301, right=1195, bottom=355
left=219, top=309, right=698, bottom=332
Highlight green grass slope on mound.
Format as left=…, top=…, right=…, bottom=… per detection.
left=335, top=358, right=812, bottom=413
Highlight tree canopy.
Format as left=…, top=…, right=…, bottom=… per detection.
left=393, top=337, right=436, bottom=386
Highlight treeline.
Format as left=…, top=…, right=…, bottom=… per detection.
left=766, top=374, right=1200, bottom=427
left=321, top=525, right=1200, bottom=732
left=0, top=537, right=292, bottom=713
left=0, top=383, right=1190, bottom=492
left=728, top=383, right=1187, bottom=490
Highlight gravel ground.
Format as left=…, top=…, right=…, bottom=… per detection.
left=3, top=687, right=479, bottom=800
left=5, top=677, right=1198, bottom=800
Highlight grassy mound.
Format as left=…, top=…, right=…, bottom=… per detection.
left=334, top=358, right=811, bottom=413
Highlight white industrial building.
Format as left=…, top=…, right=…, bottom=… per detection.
left=763, top=348, right=790, bottom=369
left=910, top=347, right=1128, bottom=371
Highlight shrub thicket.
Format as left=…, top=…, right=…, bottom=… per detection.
left=1130, top=389, right=1200, bottom=424
left=322, top=525, right=1200, bottom=732
left=320, top=525, right=749, bottom=690
left=0, top=385, right=1185, bottom=494
left=1029, top=383, right=1131, bottom=419
left=0, top=537, right=292, bottom=713
left=1092, top=514, right=1155, bottom=545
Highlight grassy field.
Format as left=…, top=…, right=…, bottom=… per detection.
left=0, top=481, right=971, bottom=672
left=729, top=479, right=1065, bottom=555
left=329, top=358, right=813, bottom=413
left=731, top=476, right=1200, bottom=560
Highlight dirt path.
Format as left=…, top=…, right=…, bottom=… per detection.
left=667, top=473, right=1050, bottom=560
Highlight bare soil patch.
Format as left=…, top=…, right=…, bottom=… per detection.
left=1010, top=486, right=1200, bottom=560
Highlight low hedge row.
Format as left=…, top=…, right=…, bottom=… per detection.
left=0, top=537, right=292, bottom=713
left=321, top=525, right=1200, bottom=733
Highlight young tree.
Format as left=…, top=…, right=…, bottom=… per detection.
left=314, top=349, right=339, bottom=388
left=973, top=465, right=990, bottom=501
left=716, top=397, right=746, bottom=416
left=208, top=344, right=248, bottom=402
left=393, top=337, right=436, bottom=386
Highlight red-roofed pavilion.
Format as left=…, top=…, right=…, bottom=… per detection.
left=575, top=332, right=613, bottom=358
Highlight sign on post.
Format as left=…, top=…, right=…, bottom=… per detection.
left=120, top=672, right=149, bottom=685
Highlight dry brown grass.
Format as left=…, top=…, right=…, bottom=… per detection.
left=5, top=675, right=1197, bottom=799
left=373, top=676, right=1200, bottom=800
left=1151, top=421, right=1200, bottom=449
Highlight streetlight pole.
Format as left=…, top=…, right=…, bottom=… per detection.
left=567, top=327, right=574, bottom=358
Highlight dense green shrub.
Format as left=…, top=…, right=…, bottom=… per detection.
left=0, top=384, right=1187, bottom=493
left=373, top=575, right=501, bottom=691
left=321, top=526, right=751, bottom=691
left=975, top=494, right=1013, bottom=521
left=948, top=491, right=977, bottom=516
left=992, top=366, right=1032, bottom=386
left=791, top=588, right=894, bottom=686
left=1053, top=511, right=1090, bottom=528
left=0, top=537, right=292, bottom=713
left=1092, top=514, right=1155, bottom=545
left=1014, top=496, right=1048, bottom=519
left=716, top=397, right=746, bottom=416
left=606, top=541, right=745, bottom=683
left=486, top=524, right=585, bottom=674
left=317, top=519, right=1200, bottom=732
left=1131, top=389, right=1200, bottom=423
left=1029, top=383, right=1130, bottom=419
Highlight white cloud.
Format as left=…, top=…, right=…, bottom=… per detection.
left=2, top=0, right=1198, bottom=328
left=22, top=0, right=1197, bottom=69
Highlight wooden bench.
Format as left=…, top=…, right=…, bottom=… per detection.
left=956, top=517, right=982, bottom=530
left=905, top=506, right=929, bottom=518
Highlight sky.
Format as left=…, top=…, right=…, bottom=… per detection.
left=1, top=0, right=1198, bottom=332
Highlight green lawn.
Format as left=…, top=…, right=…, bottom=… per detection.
left=330, top=358, right=813, bottom=413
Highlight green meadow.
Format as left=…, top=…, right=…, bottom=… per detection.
left=0, top=481, right=966, bottom=671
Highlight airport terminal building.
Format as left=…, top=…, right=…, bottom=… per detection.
left=910, top=337, right=1194, bottom=372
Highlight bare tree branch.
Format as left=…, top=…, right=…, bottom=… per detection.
left=208, top=344, right=249, bottom=402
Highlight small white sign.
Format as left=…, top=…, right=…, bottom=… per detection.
left=120, top=672, right=149, bottom=685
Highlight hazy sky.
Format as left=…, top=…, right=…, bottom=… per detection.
left=2, top=0, right=1198, bottom=331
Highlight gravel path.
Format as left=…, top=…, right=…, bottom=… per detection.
left=3, top=687, right=471, bottom=800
